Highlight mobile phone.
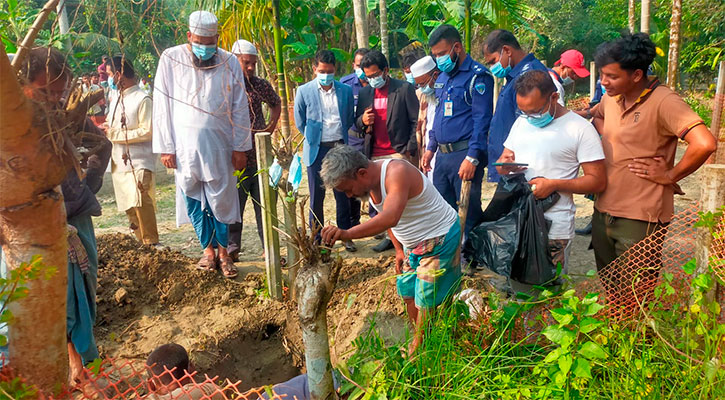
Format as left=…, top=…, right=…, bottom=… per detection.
left=492, top=162, right=529, bottom=167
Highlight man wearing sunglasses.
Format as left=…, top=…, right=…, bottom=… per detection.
left=495, top=70, right=606, bottom=273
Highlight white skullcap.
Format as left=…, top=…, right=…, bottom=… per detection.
left=231, top=39, right=258, bottom=56
left=410, top=56, right=436, bottom=78
left=189, top=11, right=218, bottom=37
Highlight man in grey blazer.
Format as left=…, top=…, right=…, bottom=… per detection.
left=294, top=50, right=357, bottom=251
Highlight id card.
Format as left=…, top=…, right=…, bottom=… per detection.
left=444, top=100, right=453, bottom=117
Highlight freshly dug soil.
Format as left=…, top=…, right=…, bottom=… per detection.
left=94, top=234, right=414, bottom=390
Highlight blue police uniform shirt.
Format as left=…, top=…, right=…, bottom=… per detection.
left=487, top=53, right=547, bottom=182
left=340, top=72, right=365, bottom=149
left=427, top=54, right=494, bottom=162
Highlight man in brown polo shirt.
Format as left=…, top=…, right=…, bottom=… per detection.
left=584, top=33, right=716, bottom=270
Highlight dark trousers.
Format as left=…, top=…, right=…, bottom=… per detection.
left=308, top=145, right=353, bottom=235
left=228, top=164, right=264, bottom=256
left=349, top=197, right=361, bottom=226
left=432, top=149, right=484, bottom=236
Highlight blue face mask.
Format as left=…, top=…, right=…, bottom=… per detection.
left=436, top=47, right=458, bottom=74
left=368, top=74, right=386, bottom=89
left=192, top=43, right=216, bottom=61
left=108, top=76, right=118, bottom=91
left=317, top=72, right=334, bottom=86
left=420, top=84, right=435, bottom=96
left=562, top=76, right=574, bottom=86
left=524, top=98, right=555, bottom=128
left=490, top=48, right=511, bottom=78
left=355, top=67, right=367, bottom=81
left=405, top=72, right=415, bottom=85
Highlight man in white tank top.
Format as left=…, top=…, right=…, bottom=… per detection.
left=319, top=145, right=461, bottom=354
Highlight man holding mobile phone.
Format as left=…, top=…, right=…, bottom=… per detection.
left=496, top=70, right=606, bottom=272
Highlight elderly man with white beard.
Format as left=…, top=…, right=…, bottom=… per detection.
left=153, top=11, right=252, bottom=279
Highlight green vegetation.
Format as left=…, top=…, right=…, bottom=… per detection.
left=339, top=264, right=724, bottom=399
left=3, top=1, right=723, bottom=89
left=0, top=255, right=56, bottom=400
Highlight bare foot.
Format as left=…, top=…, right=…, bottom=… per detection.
left=68, top=341, right=84, bottom=386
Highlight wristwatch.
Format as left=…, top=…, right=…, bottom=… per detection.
left=465, top=156, right=479, bottom=166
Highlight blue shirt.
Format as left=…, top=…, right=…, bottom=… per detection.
left=487, top=53, right=547, bottom=182
left=340, top=72, right=365, bottom=149
left=428, top=54, right=494, bottom=162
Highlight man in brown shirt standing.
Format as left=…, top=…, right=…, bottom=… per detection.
left=229, top=39, right=282, bottom=261
left=584, top=33, right=716, bottom=270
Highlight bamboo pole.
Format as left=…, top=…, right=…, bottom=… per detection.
left=712, top=61, right=725, bottom=164
left=589, top=62, right=596, bottom=101
left=256, top=133, right=283, bottom=300
left=11, top=0, right=59, bottom=70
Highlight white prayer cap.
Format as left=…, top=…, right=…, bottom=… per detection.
left=232, top=39, right=257, bottom=56
left=410, top=56, right=436, bottom=78
left=189, top=11, right=218, bottom=37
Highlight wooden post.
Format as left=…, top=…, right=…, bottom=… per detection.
left=493, top=77, right=500, bottom=112
left=696, top=165, right=725, bottom=302
left=256, top=133, right=283, bottom=300
left=589, top=62, right=596, bottom=101
left=458, top=180, right=472, bottom=235
left=712, top=61, right=725, bottom=164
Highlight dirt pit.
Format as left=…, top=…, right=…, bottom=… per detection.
left=94, top=234, right=411, bottom=390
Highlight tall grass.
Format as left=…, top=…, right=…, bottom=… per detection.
left=338, top=265, right=725, bottom=400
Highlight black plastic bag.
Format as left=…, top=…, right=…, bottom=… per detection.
left=510, top=190, right=559, bottom=285
left=463, top=174, right=529, bottom=276
left=463, top=173, right=559, bottom=284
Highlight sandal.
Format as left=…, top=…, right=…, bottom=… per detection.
left=196, top=255, right=216, bottom=272
left=219, top=256, right=238, bottom=279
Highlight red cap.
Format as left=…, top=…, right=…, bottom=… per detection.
left=555, top=50, right=590, bottom=78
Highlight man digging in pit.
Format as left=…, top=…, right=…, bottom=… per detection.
left=320, top=145, right=462, bottom=354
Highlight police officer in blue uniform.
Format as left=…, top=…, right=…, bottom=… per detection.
left=339, top=48, right=370, bottom=243
left=483, top=29, right=548, bottom=182
left=421, top=24, right=494, bottom=236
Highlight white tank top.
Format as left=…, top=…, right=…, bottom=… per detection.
left=371, top=159, right=458, bottom=248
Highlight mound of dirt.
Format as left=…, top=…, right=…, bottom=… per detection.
left=95, top=234, right=302, bottom=391
left=95, top=235, right=458, bottom=390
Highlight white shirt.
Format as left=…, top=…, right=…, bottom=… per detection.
left=152, top=45, right=252, bottom=226
left=371, top=159, right=458, bottom=248
left=548, top=71, right=566, bottom=107
left=503, top=111, right=604, bottom=240
left=107, top=85, right=156, bottom=211
left=317, top=81, right=343, bottom=142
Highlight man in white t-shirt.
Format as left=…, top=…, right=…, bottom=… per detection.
left=496, top=70, right=606, bottom=271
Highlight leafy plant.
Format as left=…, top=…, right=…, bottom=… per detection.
left=0, top=255, right=56, bottom=399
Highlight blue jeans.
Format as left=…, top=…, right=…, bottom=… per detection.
left=432, top=149, right=485, bottom=236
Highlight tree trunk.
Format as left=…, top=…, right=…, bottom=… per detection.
left=352, top=0, right=369, bottom=50
left=628, top=0, right=637, bottom=33
left=380, top=0, right=388, bottom=59
left=295, top=257, right=341, bottom=400
left=641, top=0, right=651, bottom=34
left=464, top=0, right=472, bottom=53
left=0, top=44, right=71, bottom=392
left=666, top=0, right=682, bottom=88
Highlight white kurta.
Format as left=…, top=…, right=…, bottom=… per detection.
left=107, top=85, right=156, bottom=211
left=152, top=45, right=252, bottom=226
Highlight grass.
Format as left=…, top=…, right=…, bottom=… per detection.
left=338, top=266, right=725, bottom=400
